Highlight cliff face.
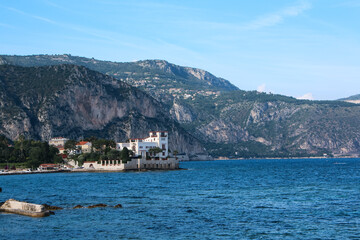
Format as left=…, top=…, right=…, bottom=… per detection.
left=2, top=54, right=360, bottom=158
left=0, top=65, right=206, bottom=157
left=183, top=92, right=360, bottom=157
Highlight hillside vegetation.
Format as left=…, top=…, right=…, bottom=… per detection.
left=0, top=64, right=206, bottom=158
left=1, top=54, right=360, bottom=158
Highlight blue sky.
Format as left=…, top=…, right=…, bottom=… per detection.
left=1, top=0, right=359, bottom=100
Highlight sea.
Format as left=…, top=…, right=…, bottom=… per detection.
left=1, top=158, right=359, bottom=240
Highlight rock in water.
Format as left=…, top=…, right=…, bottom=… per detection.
left=73, top=205, right=84, bottom=209
left=42, top=204, right=63, bottom=210
left=114, top=204, right=123, bottom=208
left=87, top=204, right=107, bottom=209
left=0, top=199, right=51, bottom=217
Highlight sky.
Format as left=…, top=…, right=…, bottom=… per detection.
left=1, top=0, right=360, bottom=100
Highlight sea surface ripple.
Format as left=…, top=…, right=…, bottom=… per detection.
left=1, top=158, right=359, bottom=239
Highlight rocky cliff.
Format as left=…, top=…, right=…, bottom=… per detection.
left=181, top=91, right=360, bottom=157
left=2, top=54, right=360, bottom=158
left=0, top=64, right=206, bottom=158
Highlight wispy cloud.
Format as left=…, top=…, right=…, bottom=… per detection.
left=337, top=1, right=360, bottom=7
left=0, top=22, right=14, bottom=29
left=6, top=6, right=57, bottom=24
left=257, top=83, right=266, bottom=93
left=91, top=0, right=197, bottom=11
left=297, top=93, right=314, bottom=100
left=243, top=1, right=312, bottom=30
left=2, top=5, right=155, bottom=52
left=43, top=0, right=88, bottom=16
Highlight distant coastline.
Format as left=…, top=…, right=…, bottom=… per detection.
left=213, top=156, right=360, bottom=161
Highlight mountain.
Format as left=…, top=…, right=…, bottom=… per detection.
left=0, top=64, right=206, bottom=158
left=338, top=94, right=360, bottom=104
left=179, top=91, right=360, bottom=157
left=0, top=54, right=237, bottom=103
left=339, top=94, right=360, bottom=101
left=2, top=54, right=360, bottom=158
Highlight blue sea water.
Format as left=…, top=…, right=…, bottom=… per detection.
left=0, top=158, right=360, bottom=239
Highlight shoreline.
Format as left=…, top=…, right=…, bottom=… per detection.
left=0, top=168, right=187, bottom=176
left=1, top=156, right=358, bottom=176
left=0, top=170, right=71, bottom=176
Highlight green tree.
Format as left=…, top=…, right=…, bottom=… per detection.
left=64, top=139, right=77, bottom=151
left=148, top=147, right=162, bottom=156
left=120, top=147, right=131, bottom=163
left=107, top=149, right=120, bottom=160
left=173, top=150, right=178, bottom=157
left=92, top=138, right=106, bottom=153
left=26, top=147, right=42, bottom=168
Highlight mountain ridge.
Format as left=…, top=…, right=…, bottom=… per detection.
left=2, top=54, right=360, bottom=158
left=0, top=64, right=207, bottom=158
left=339, top=94, right=360, bottom=101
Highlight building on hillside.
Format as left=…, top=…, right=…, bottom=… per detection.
left=116, top=131, right=169, bottom=159
left=58, top=147, right=66, bottom=154
left=82, top=131, right=179, bottom=170
left=76, top=141, right=92, bottom=153
left=49, top=137, right=69, bottom=147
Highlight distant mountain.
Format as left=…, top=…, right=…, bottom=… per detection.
left=339, top=94, right=360, bottom=101
left=2, top=54, right=360, bottom=158
left=178, top=90, right=360, bottom=157
left=338, top=94, right=360, bottom=105
left=0, top=64, right=206, bottom=158
left=0, top=54, right=238, bottom=104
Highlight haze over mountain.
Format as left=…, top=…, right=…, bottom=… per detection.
left=1, top=54, right=360, bottom=158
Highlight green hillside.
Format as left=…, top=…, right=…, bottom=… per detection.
left=2, top=54, right=360, bottom=158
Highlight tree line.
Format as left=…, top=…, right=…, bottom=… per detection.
left=0, top=135, right=133, bottom=169
left=0, top=135, right=61, bottom=169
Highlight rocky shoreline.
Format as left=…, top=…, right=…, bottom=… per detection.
left=0, top=168, right=187, bottom=176
left=0, top=169, right=71, bottom=176
left=0, top=199, right=123, bottom=218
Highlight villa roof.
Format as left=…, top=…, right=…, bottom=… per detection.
left=76, top=141, right=90, bottom=145
left=39, top=164, right=59, bottom=167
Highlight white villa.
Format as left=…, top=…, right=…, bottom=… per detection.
left=49, top=137, right=69, bottom=147
left=83, top=131, right=179, bottom=170
left=117, top=131, right=169, bottom=159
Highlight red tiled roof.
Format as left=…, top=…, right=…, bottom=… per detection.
left=40, top=164, right=59, bottom=167
left=76, top=141, right=90, bottom=145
